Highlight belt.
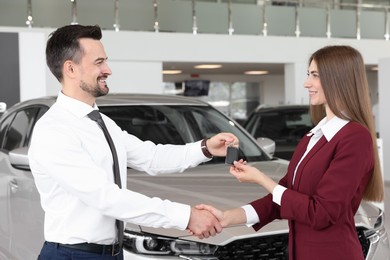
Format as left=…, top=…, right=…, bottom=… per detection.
left=48, top=241, right=122, bottom=256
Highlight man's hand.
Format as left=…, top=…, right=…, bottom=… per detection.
left=187, top=207, right=222, bottom=239
left=196, top=204, right=248, bottom=228
left=207, top=133, right=239, bottom=157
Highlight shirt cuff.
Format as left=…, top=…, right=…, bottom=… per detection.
left=172, top=203, right=192, bottom=230
left=241, top=204, right=259, bottom=227
left=272, top=184, right=287, bottom=206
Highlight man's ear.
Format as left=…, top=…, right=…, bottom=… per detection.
left=63, top=60, right=76, bottom=78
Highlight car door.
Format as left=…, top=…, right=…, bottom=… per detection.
left=0, top=105, right=47, bottom=260
left=0, top=112, right=15, bottom=259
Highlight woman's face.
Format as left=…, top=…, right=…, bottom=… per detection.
left=304, top=60, right=327, bottom=106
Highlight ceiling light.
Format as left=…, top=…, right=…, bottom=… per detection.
left=163, top=70, right=182, bottom=75
left=244, top=70, right=269, bottom=75
left=194, top=64, right=222, bottom=69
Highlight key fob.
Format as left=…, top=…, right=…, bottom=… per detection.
left=225, top=146, right=239, bottom=165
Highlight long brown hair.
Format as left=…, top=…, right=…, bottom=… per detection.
left=309, top=45, right=383, bottom=202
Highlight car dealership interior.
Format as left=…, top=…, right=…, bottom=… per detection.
left=1, top=0, right=390, bottom=259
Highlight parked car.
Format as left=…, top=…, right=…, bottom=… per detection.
left=244, top=104, right=313, bottom=160
left=0, top=94, right=388, bottom=260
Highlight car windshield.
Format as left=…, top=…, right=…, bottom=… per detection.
left=244, top=107, right=313, bottom=160
left=99, top=105, right=269, bottom=164
left=246, top=108, right=312, bottom=142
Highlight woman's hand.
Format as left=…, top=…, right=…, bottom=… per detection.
left=186, top=204, right=226, bottom=236
left=230, top=160, right=262, bottom=184
left=195, top=204, right=247, bottom=228
left=230, top=160, right=277, bottom=194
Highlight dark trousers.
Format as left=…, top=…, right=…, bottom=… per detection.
left=38, top=241, right=124, bottom=260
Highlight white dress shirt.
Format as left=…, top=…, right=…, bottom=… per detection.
left=28, top=92, right=210, bottom=245
left=242, top=116, right=349, bottom=225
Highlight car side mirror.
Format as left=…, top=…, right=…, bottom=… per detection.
left=9, top=146, right=30, bottom=171
left=256, top=137, right=275, bottom=158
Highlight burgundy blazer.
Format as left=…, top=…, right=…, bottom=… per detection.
left=250, top=121, right=374, bottom=260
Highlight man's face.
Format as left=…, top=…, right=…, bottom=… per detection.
left=76, top=38, right=112, bottom=98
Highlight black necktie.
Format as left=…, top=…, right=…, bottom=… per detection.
left=88, top=110, right=124, bottom=247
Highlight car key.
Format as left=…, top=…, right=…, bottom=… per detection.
left=225, top=145, right=239, bottom=165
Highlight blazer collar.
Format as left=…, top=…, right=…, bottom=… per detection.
left=307, top=116, right=349, bottom=142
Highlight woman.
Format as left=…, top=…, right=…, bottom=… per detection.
left=197, top=45, right=384, bottom=260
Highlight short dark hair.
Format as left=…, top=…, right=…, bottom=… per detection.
left=46, top=24, right=102, bottom=82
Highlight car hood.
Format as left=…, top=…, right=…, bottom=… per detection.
left=126, top=159, right=381, bottom=245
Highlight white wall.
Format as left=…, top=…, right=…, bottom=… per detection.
left=18, top=31, right=49, bottom=99
left=378, top=58, right=390, bottom=182
left=6, top=26, right=388, bottom=102
left=260, top=75, right=285, bottom=105
left=108, top=61, right=163, bottom=94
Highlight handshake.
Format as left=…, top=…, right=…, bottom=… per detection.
left=186, top=204, right=227, bottom=239
left=187, top=203, right=248, bottom=239
left=186, top=157, right=275, bottom=239
left=186, top=133, right=275, bottom=239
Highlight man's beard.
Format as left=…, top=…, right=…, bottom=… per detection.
left=80, top=79, right=108, bottom=98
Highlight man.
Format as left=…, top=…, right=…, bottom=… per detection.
left=28, top=24, right=237, bottom=259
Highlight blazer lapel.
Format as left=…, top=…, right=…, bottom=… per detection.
left=292, top=136, right=327, bottom=190
left=286, top=134, right=311, bottom=188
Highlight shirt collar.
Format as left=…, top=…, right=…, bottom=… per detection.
left=56, top=91, right=98, bottom=119
left=307, top=116, right=349, bottom=141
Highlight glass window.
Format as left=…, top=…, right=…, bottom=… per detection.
left=163, top=81, right=259, bottom=123
left=26, top=106, right=49, bottom=146
left=0, top=114, right=15, bottom=149
left=101, top=106, right=186, bottom=145
left=244, top=106, right=313, bottom=160
left=100, top=105, right=269, bottom=164
left=3, top=107, right=39, bottom=151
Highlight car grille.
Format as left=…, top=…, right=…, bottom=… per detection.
left=214, top=227, right=370, bottom=260
left=215, top=233, right=288, bottom=260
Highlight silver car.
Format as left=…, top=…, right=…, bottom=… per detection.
left=0, top=94, right=388, bottom=260
left=244, top=104, right=313, bottom=160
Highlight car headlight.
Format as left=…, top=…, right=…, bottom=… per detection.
left=364, top=210, right=385, bottom=238
left=363, top=210, right=390, bottom=260
left=123, top=230, right=218, bottom=256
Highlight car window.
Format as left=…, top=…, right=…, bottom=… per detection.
left=27, top=107, right=49, bottom=146
left=244, top=107, right=313, bottom=160
left=0, top=113, right=15, bottom=149
left=0, top=106, right=50, bottom=152
left=188, top=107, right=264, bottom=161
left=100, top=105, right=269, bottom=163
left=101, top=106, right=187, bottom=145
left=2, top=107, right=40, bottom=151
left=248, top=109, right=312, bottom=141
